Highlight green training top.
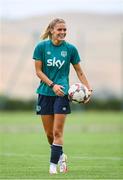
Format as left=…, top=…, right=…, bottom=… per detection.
left=33, top=39, right=80, bottom=96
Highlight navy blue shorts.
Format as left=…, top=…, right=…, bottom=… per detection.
left=36, top=94, right=71, bottom=115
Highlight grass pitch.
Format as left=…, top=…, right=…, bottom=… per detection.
left=0, top=111, right=123, bottom=179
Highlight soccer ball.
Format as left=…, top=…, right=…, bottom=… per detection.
left=68, top=83, right=89, bottom=103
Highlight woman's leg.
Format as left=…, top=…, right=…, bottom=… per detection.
left=41, top=114, right=66, bottom=146
left=53, top=114, right=68, bottom=173
left=41, top=115, right=54, bottom=145
left=50, top=114, right=67, bottom=171
left=53, top=114, right=66, bottom=145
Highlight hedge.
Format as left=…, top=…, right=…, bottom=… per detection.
left=0, top=96, right=122, bottom=111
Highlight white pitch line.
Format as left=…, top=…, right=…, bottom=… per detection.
left=0, top=153, right=123, bottom=161
left=71, top=156, right=123, bottom=161
left=0, top=153, right=48, bottom=158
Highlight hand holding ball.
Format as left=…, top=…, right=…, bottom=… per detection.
left=68, top=83, right=91, bottom=103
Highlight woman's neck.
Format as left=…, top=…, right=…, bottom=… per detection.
left=51, top=39, right=63, bottom=46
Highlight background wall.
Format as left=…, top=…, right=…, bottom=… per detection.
left=0, top=13, right=122, bottom=99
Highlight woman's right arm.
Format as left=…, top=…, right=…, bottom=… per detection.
left=35, top=60, right=53, bottom=86
left=34, top=60, right=64, bottom=96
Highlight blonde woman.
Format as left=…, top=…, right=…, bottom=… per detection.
left=33, top=18, right=92, bottom=174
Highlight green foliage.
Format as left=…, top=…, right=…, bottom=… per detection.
left=0, top=95, right=122, bottom=111
left=85, top=98, right=122, bottom=111
left=0, top=95, right=35, bottom=111
left=70, top=98, right=122, bottom=111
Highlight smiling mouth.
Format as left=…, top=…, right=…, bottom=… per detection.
left=58, top=34, right=66, bottom=38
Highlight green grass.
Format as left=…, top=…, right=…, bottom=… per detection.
left=0, top=111, right=123, bottom=179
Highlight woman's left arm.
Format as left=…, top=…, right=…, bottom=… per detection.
left=73, top=63, right=93, bottom=100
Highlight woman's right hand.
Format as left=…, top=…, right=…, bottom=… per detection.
left=52, top=84, right=65, bottom=96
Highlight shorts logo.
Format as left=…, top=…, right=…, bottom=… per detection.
left=61, top=51, right=67, bottom=57
left=62, top=107, right=67, bottom=111
left=36, top=105, right=41, bottom=112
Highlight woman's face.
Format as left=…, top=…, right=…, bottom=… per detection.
left=51, top=23, right=67, bottom=42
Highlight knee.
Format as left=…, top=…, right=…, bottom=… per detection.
left=53, top=129, right=62, bottom=139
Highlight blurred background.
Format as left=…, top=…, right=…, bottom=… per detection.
left=0, top=0, right=123, bottom=110
left=0, top=1, right=123, bottom=179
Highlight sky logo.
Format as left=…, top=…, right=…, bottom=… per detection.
left=47, top=57, right=65, bottom=69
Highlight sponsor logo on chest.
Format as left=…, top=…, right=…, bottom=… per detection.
left=47, top=57, right=65, bottom=69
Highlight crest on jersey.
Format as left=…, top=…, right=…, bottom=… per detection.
left=61, top=51, right=67, bottom=57
left=47, top=51, right=51, bottom=55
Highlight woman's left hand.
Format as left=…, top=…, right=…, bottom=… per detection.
left=83, top=89, right=93, bottom=104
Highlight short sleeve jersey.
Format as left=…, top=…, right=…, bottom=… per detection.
left=33, top=40, right=80, bottom=96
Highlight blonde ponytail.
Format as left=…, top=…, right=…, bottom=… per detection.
left=40, top=18, right=65, bottom=40
left=40, top=25, right=52, bottom=40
